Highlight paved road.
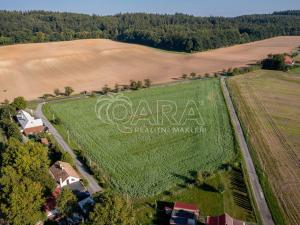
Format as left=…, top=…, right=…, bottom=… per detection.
left=36, top=102, right=102, bottom=194
left=220, top=77, right=275, bottom=225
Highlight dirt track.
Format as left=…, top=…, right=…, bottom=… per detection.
left=0, top=36, right=300, bottom=101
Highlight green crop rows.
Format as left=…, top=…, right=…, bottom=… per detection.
left=45, top=79, right=235, bottom=197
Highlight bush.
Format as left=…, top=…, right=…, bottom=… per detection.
left=217, top=183, right=225, bottom=193
left=42, top=94, right=53, bottom=99
left=195, top=171, right=204, bottom=187
left=52, top=117, right=62, bottom=125
left=6, top=122, right=22, bottom=141
left=190, top=72, right=197, bottom=79
left=11, top=96, right=27, bottom=110
left=61, top=151, right=74, bottom=165
left=75, top=147, right=109, bottom=188
left=181, top=74, right=188, bottom=79
left=102, top=85, right=111, bottom=94
left=262, top=54, right=287, bottom=71
left=202, top=171, right=211, bottom=179
left=54, top=88, right=60, bottom=96
left=144, top=79, right=152, bottom=88
left=64, top=86, right=74, bottom=96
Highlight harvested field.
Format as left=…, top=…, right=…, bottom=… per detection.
left=228, top=70, right=300, bottom=225
left=43, top=79, right=235, bottom=197
left=1, top=36, right=300, bottom=101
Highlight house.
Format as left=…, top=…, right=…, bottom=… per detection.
left=44, top=186, right=61, bottom=218
left=206, top=213, right=245, bottom=225
left=169, top=202, right=199, bottom=225
left=49, top=161, right=81, bottom=188
left=284, top=55, right=294, bottom=65
left=16, top=110, right=44, bottom=135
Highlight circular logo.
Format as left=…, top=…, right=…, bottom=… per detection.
left=95, top=94, right=133, bottom=132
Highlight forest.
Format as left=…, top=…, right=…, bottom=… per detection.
left=0, top=10, right=299, bottom=52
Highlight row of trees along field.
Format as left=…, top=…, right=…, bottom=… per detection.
left=0, top=10, right=299, bottom=52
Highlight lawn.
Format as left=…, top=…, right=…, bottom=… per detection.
left=288, top=65, right=300, bottom=74
left=228, top=70, right=300, bottom=225
left=44, top=79, right=235, bottom=197
left=294, top=54, right=300, bottom=63
left=135, top=170, right=256, bottom=224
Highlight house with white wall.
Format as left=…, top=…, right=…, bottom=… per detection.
left=16, top=110, right=44, bottom=135
left=49, top=161, right=81, bottom=188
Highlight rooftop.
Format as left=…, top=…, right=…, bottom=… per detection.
left=49, top=161, right=81, bottom=183
left=206, top=213, right=245, bottom=225
left=170, top=202, right=199, bottom=225
left=16, top=110, right=43, bottom=129
left=174, top=202, right=198, bottom=212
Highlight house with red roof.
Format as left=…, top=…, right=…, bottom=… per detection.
left=169, top=202, right=199, bottom=225
left=206, top=213, right=245, bottom=225
left=44, top=186, right=61, bottom=218
left=16, top=110, right=44, bottom=136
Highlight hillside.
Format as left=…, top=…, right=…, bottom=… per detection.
left=0, top=36, right=300, bottom=101
left=0, top=10, right=300, bottom=52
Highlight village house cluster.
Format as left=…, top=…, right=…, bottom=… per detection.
left=15, top=109, right=95, bottom=223
left=166, top=202, right=245, bottom=225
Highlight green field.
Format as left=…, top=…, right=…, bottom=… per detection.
left=44, top=79, right=235, bottom=197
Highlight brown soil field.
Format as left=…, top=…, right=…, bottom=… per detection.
left=0, top=36, right=300, bottom=101
left=228, top=70, right=300, bottom=225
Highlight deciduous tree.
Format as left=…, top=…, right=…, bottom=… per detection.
left=56, top=188, right=77, bottom=217
left=88, top=192, right=136, bottom=225
left=64, top=86, right=74, bottom=96
left=11, top=96, right=27, bottom=110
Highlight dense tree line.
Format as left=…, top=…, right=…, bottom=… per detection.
left=0, top=10, right=299, bottom=52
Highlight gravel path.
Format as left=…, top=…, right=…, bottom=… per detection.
left=220, top=77, right=274, bottom=225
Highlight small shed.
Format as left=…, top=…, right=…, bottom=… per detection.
left=169, top=202, right=199, bottom=225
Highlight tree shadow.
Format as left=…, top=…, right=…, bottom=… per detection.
left=171, top=172, right=194, bottom=184
left=199, top=183, right=218, bottom=193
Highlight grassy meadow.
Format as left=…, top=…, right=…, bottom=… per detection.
left=135, top=169, right=256, bottom=224
left=228, top=70, right=300, bottom=225
left=44, top=79, right=236, bottom=197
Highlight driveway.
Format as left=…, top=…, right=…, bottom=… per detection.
left=36, top=102, right=101, bottom=194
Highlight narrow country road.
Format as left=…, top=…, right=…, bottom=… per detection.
left=220, top=77, right=274, bottom=225
left=36, top=102, right=102, bottom=194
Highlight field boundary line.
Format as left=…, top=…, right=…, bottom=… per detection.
left=220, top=77, right=274, bottom=225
